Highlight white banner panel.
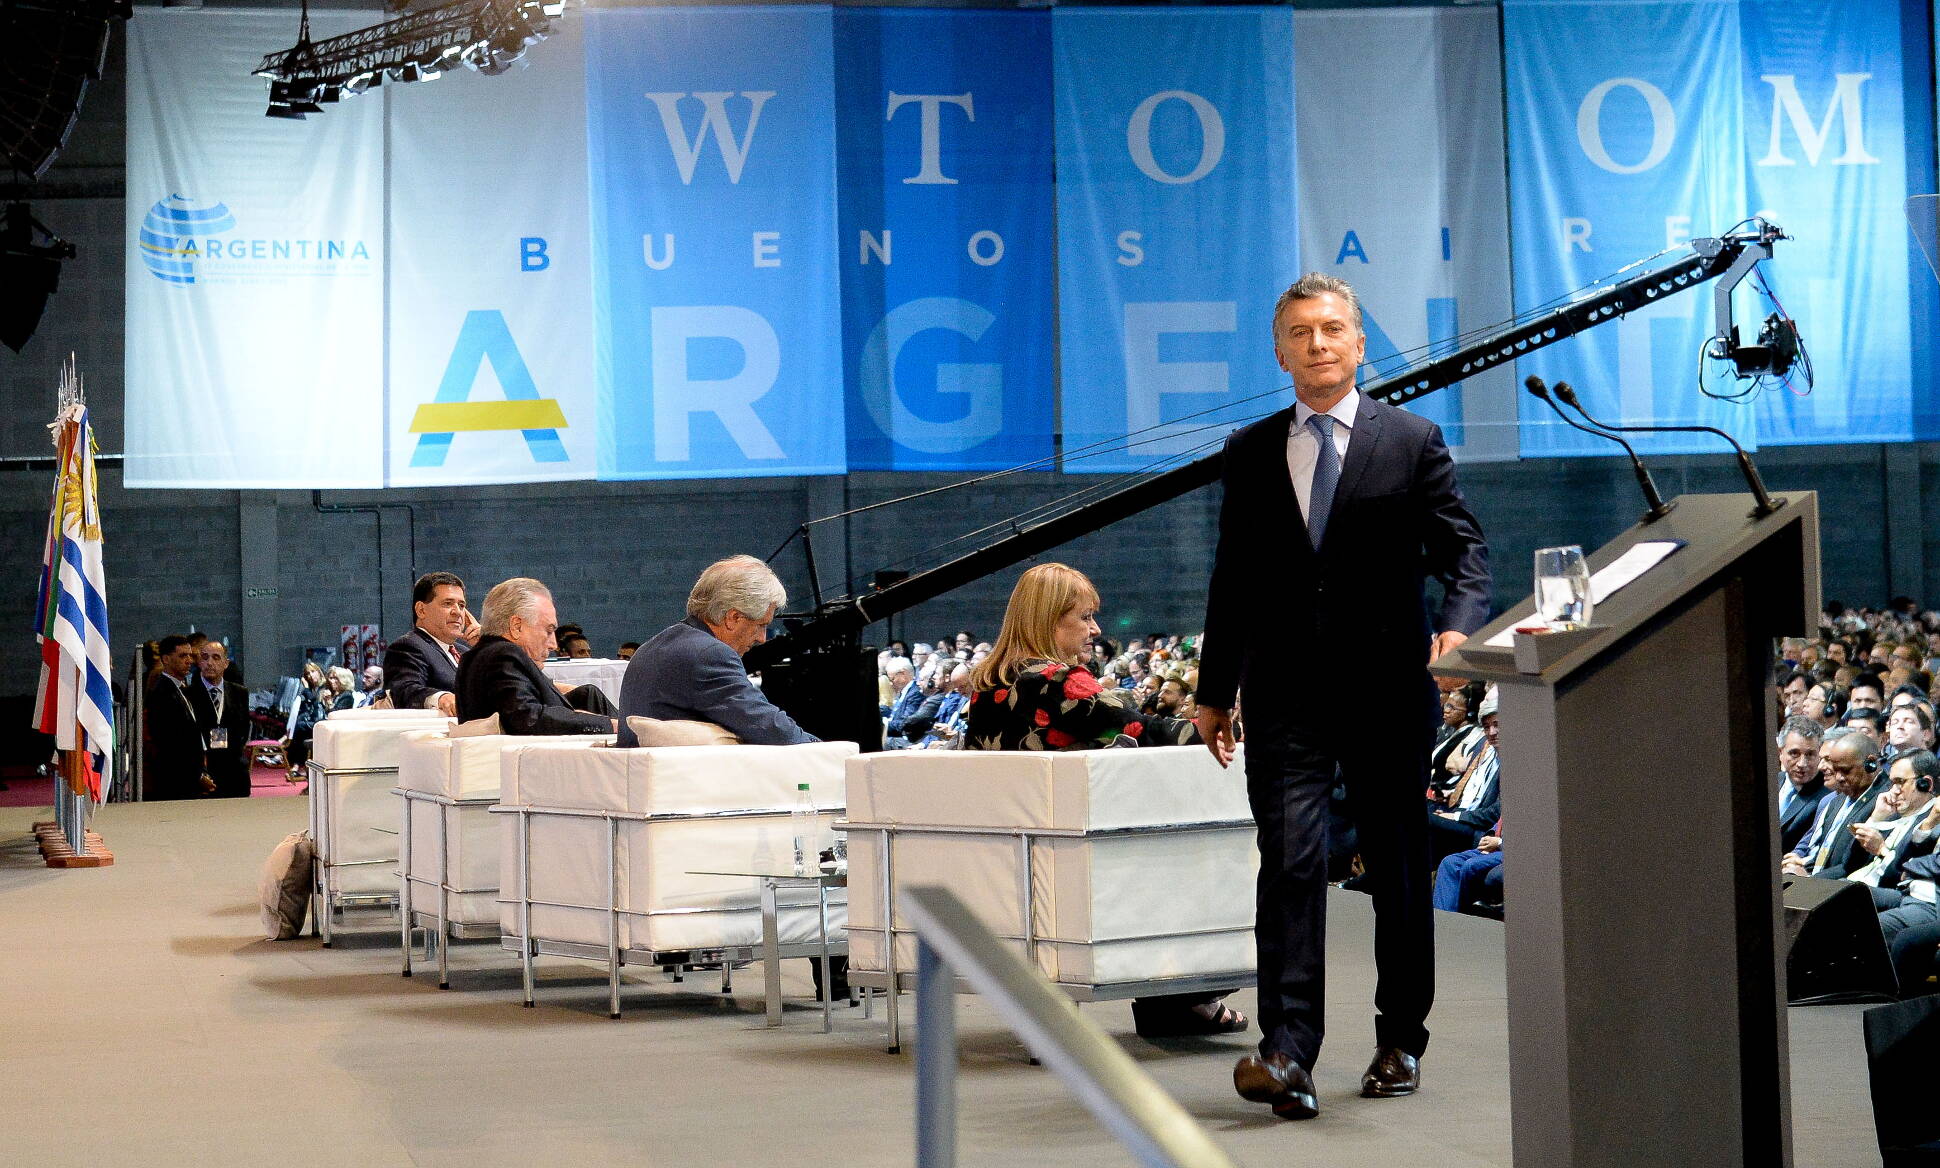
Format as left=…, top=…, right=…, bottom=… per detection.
left=125, top=10, right=386, bottom=488
left=1295, top=7, right=1517, bottom=462
left=386, top=26, right=596, bottom=485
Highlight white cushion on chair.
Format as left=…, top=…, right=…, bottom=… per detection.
left=844, top=745, right=1256, bottom=984
left=311, top=714, right=449, bottom=769
left=499, top=740, right=855, bottom=952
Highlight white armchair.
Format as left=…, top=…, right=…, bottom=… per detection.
left=307, top=709, right=449, bottom=943
left=495, top=739, right=856, bottom=1016
left=844, top=744, right=1257, bottom=1049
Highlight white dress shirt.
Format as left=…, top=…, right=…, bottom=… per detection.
left=1286, top=388, right=1360, bottom=521
left=419, top=627, right=461, bottom=710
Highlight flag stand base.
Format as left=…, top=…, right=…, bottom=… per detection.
left=32, top=821, right=114, bottom=868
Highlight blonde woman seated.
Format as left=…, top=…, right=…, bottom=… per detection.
left=964, top=563, right=1242, bottom=1038
left=965, top=563, right=1201, bottom=751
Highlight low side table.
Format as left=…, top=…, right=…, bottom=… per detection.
left=689, top=868, right=847, bottom=1032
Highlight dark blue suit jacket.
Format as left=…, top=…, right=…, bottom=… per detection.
left=1198, top=394, right=1491, bottom=733
left=382, top=626, right=469, bottom=711
left=616, top=617, right=816, bottom=747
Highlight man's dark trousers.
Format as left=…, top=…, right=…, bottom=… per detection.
left=1246, top=697, right=1436, bottom=1071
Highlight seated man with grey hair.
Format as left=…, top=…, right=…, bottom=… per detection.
left=455, top=577, right=617, bottom=735
left=616, top=555, right=817, bottom=747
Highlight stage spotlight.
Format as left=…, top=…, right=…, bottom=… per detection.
left=0, top=203, right=77, bottom=354
left=343, top=70, right=382, bottom=96
left=388, top=61, right=422, bottom=83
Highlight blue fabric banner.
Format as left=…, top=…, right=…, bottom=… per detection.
left=1505, top=0, right=1753, bottom=458
left=834, top=10, right=1056, bottom=471
left=1052, top=8, right=1299, bottom=475
left=1745, top=0, right=1937, bottom=445
left=585, top=6, right=845, bottom=480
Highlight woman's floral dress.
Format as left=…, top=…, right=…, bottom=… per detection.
left=964, top=659, right=1200, bottom=751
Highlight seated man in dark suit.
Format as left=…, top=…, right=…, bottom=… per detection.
left=1784, top=730, right=1888, bottom=879
left=383, top=571, right=478, bottom=716
left=189, top=639, right=254, bottom=798
left=456, top=577, right=616, bottom=736
left=1777, top=716, right=1830, bottom=853
left=616, top=555, right=817, bottom=747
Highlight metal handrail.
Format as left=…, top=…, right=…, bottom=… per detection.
left=899, top=884, right=1238, bottom=1168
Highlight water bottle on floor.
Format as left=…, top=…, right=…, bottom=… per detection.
left=791, top=782, right=815, bottom=876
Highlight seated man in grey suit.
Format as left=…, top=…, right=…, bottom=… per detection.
left=616, top=555, right=818, bottom=747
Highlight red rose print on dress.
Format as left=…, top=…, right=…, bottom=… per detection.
left=1034, top=708, right=1051, bottom=727
left=1045, top=728, right=1075, bottom=748
left=1063, top=672, right=1102, bottom=700
left=1123, top=721, right=1143, bottom=738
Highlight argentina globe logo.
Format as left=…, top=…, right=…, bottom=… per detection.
left=137, top=195, right=237, bottom=285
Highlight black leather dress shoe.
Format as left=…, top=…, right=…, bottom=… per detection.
left=1233, top=1052, right=1319, bottom=1120
left=1360, top=1046, right=1421, bottom=1097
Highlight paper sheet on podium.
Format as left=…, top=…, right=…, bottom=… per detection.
left=1485, top=540, right=1686, bottom=648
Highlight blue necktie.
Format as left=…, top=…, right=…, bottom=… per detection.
left=1306, top=413, right=1340, bottom=548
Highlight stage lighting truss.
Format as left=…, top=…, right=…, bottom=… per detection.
left=253, top=0, right=567, bottom=119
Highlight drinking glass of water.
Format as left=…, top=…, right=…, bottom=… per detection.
left=1533, top=545, right=1593, bottom=629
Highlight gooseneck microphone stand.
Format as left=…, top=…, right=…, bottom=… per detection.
left=1550, top=381, right=1780, bottom=519
left=1524, top=376, right=1674, bottom=524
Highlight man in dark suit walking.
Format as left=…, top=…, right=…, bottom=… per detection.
left=383, top=571, right=478, bottom=716
left=1197, top=274, right=1491, bottom=1120
left=188, top=639, right=254, bottom=798
left=456, top=577, right=616, bottom=736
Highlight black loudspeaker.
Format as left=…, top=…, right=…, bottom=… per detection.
left=1863, top=997, right=1940, bottom=1164
left=1782, top=877, right=1899, bottom=1005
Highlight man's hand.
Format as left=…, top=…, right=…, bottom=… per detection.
left=1434, top=810, right=1460, bottom=821
left=1852, top=824, right=1887, bottom=856
left=557, top=682, right=578, bottom=695
left=1781, top=855, right=1809, bottom=877
left=459, top=611, right=482, bottom=643
left=198, top=772, right=217, bottom=795
left=435, top=692, right=458, bottom=718
left=610, top=718, right=620, bottom=732
left=1477, top=835, right=1501, bottom=853
left=1197, top=707, right=1237, bottom=768
left=1430, top=631, right=1468, bottom=692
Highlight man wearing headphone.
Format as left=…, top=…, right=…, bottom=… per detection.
left=1843, top=750, right=1940, bottom=894
left=1782, top=731, right=1889, bottom=880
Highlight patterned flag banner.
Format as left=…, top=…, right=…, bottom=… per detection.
left=387, top=23, right=598, bottom=485
left=585, top=5, right=846, bottom=480
left=1294, top=7, right=1518, bottom=461
left=834, top=9, right=1057, bottom=471
left=1052, top=8, right=1299, bottom=475
left=34, top=390, right=113, bottom=802
left=1744, top=0, right=1937, bottom=445
left=124, top=10, right=385, bottom=487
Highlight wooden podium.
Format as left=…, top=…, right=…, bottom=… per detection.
left=1434, top=491, right=1820, bottom=1168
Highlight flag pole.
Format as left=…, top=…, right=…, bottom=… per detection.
left=33, top=353, right=115, bottom=868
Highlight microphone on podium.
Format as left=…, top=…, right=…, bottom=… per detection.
left=1524, top=375, right=1673, bottom=524
left=1551, top=381, right=1780, bottom=518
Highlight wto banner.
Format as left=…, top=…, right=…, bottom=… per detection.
left=1053, top=9, right=1299, bottom=475
left=1745, top=0, right=1936, bottom=446
left=1294, top=7, right=1517, bottom=461
left=126, top=10, right=385, bottom=487
left=387, top=24, right=597, bottom=486
left=835, top=10, right=1056, bottom=472
left=585, top=6, right=845, bottom=480
left=1504, top=0, right=1752, bottom=458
